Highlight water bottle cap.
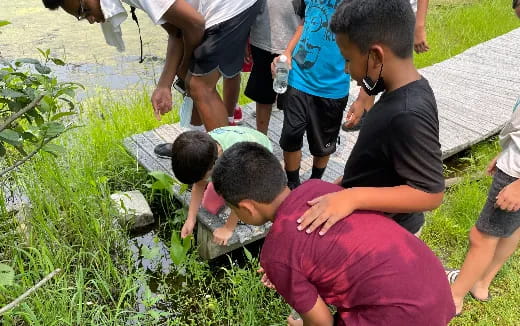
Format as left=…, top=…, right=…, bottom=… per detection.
left=279, top=55, right=287, bottom=63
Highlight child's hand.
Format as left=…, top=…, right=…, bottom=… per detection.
left=344, top=100, right=365, bottom=128
left=181, top=219, right=196, bottom=238
left=297, top=189, right=355, bottom=236
left=257, top=267, right=276, bottom=289
left=495, top=179, right=520, bottom=212
left=212, top=226, right=234, bottom=246
left=486, top=155, right=499, bottom=176
left=271, top=53, right=292, bottom=77
left=287, top=314, right=303, bottom=326
left=414, top=24, right=429, bottom=53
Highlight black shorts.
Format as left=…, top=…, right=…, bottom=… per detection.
left=278, top=86, right=348, bottom=157
left=190, top=0, right=263, bottom=78
left=476, top=169, right=520, bottom=237
left=244, top=45, right=278, bottom=104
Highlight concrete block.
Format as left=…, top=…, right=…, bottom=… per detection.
left=111, top=190, right=154, bottom=230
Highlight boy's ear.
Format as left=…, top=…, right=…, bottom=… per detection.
left=237, top=199, right=258, bottom=217
left=369, top=45, right=385, bottom=68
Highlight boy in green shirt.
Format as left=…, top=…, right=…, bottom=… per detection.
left=171, top=126, right=273, bottom=245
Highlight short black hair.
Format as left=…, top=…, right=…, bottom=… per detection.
left=330, top=0, right=415, bottom=58
left=212, top=142, right=287, bottom=207
left=42, top=0, right=63, bottom=10
left=171, top=131, right=218, bottom=184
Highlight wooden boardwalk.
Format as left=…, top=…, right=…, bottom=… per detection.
left=124, top=28, right=520, bottom=259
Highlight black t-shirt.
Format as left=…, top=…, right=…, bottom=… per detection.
left=342, top=77, right=445, bottom=233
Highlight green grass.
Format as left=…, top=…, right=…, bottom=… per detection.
left=1, top=0, right=519, bottom=325
left=415, top=0, right=520, bottom=68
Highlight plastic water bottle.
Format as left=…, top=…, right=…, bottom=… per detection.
left=273, top=55, right=289, bottom=94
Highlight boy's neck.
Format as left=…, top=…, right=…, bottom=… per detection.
left=383, top=58, right=421, bottom=93
left=266, top=187, right=292, bottom=222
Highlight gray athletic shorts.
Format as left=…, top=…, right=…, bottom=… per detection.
left=476, top=168, right=520, bottom=237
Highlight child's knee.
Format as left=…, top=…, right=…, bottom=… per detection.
left=468, top=226, right=498, bottom=248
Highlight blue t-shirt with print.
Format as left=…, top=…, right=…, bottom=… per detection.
left=289, top=0, right=350, bottom=99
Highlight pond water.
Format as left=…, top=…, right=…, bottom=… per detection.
left=1, top=1, right=168, bottom=92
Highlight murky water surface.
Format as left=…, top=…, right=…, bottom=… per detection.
left=1, top=1, right=168, bottom=91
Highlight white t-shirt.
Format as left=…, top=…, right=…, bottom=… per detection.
left=123, top=0, right=257, bottom=28
left=497, top=97, right=520, bottom=178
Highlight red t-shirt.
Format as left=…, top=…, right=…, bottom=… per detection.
left=260, top=180, right=455, bottom=326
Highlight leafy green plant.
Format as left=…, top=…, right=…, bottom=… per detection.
left=169, top=231, right=192, bottom=266
left=145, top=171, right=175, bottom=196
left=0, top=48, right=82, bottom=177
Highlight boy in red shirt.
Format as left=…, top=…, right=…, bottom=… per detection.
left=212, top=142, right=455, bottom=326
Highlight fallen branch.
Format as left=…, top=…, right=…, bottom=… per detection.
left=0, top=268, right=61, bottom=315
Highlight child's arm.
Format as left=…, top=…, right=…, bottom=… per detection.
left=298, top=185, right=443, bottom=235
left=287, top=296, right=333, bottom=326
left=181, top=179, right=208, bottom=238
left=271, top=24, right=303, bottom=74
left=152, top=24, right=184, bottom=120
left=414, top=0, right=430, bottom=53
left=212, top=210, right=239, bottom=246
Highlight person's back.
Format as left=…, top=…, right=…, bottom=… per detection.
left=261, top=179, right=455, bottom=326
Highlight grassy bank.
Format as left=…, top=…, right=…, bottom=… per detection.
left=1, top=0, right=519, bottom=325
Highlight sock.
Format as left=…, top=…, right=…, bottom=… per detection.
left=190, top=124, right=206, bottom=132
left=310, top=166, right=326, bottom=180
left=228, top=116, right=234, bottom=123
left=286, top=168, right=300, bottom=190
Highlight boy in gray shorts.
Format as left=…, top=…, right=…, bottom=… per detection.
left=451, top=94, right=520, bottom=315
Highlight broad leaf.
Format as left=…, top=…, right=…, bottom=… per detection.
left=51, top=58, right=65, bottom=66
left=42, top=143, right=65, bottom=156
left=170, top=232, right=191, bottom=266
left=15, top=58, right=40, bottom=65
left=43, top=121, right=65, bottom=137
left=51, top=111, right=76, bottom=121
left=0, top=21, right=11, bottom=28
left=34, top=63, right=51, bottom=75
left=0, top=129, right=21, bottom=146
left=0, top=89, right=25, bottom=98
left=0, top=263, right=14, bottom=286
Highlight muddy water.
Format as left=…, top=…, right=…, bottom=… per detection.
left=1, top=1, right=168, bottom=91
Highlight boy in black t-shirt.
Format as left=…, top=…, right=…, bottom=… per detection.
left=296, top=0, right=445, bottom=236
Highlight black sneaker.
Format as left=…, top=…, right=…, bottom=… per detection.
left=154, top=143, right=173, bottom=158
left=342, top=110, right=366, bottom=132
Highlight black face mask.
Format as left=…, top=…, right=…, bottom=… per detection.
left=361, top=53, right=385, bottom=96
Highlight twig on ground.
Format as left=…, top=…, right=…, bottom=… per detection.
left=0, top=268, right=61, bottom=315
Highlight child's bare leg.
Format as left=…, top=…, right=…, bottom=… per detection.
left=223, top=74, right=241, bottom=120
left=471, top=227, right=520, bottom=299
left=311, top=155, right=330, bottom=179
left=451, top=226, right=499, bottom=313
left=213, top=210, right=239, bottom=246
left=256, top=102, right=272, bottom=134
left=284, top=150, right=302, bottom=189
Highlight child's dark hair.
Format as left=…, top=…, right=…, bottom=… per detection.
left=171, top=131, right=218, bottom=184
left=42, top=0, right=63, bottom=10
left=330, top=0, right=415, bottom=58
left=212, top=142, right=287, bottom=207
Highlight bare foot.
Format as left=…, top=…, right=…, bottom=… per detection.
left=470, top=282, right=490, bottom=301
left=452, top=295, right=464, bottom=315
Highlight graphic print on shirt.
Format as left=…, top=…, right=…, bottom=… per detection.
left=292, top=0, right=340, bottom=70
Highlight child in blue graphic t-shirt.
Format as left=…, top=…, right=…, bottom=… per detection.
left=273, top=0, right=372, bottom=189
